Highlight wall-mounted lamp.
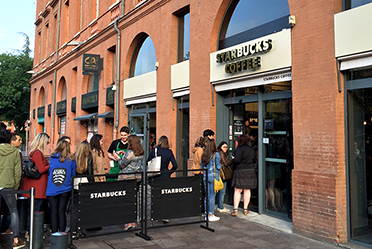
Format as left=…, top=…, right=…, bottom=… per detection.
left=289, top=15, right=296, bottom=27
left=155, top=61, right=159, bottom=69
left=66, top=41, right=85, bottom=46
left=112, top=85, right=117, bottom=91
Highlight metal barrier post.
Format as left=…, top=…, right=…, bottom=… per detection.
left=30, top=187, right=35, bottom=249
left=135, top=166, right=152, bottom=240
left=200, top=168, right=214, bottom=232
left=51, top=232, right=68, bottom=249
left=32, top=211, right=44, bottom=249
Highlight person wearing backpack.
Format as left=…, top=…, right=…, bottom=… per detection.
left=22, top=133, right=50, bottom=212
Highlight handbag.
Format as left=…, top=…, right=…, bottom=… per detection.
left=213, top=154, right=224, bottom=192
left=23, top=150, right=41, bottom=179
left=147, top=148, right=161, bottom=177
left=220, top=165, right=234, bottom=181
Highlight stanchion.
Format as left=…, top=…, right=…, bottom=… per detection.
left=32, top=211, right=44, bottom=249
left=51, top=232, right=68, bottom=249
left=17, top=197, right=28, bottom=233
left=30, top=187, right=35, bottom=249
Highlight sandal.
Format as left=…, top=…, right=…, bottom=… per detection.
left=243, top=209, right=248, bottom=215
left=231, top=209, right=238, bottom=216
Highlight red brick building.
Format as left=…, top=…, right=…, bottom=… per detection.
left=29, top=0, right=372, bottom=246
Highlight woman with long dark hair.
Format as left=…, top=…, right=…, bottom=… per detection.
left=231, top=134, right=256, bottom=216
left=46, top=140, right=76, bottom=233
left=90, top=134, right=106, bottom=182
left=216, top=141, right=233, bottom=213
left=147, top=135, right=178, bottom=178
left=201, top=139, right=222, bottom=222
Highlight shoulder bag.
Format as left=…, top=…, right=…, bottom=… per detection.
left=213, top=154, right=224, bottom=192
left=147, top=148, right=161, bottom=177
left=23, top=150, right=42, bottom=179
left=220, top=165, right=234, bottom=181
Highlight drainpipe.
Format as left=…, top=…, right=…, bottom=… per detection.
left=121, top=0, right=124, bottom=16
left=52, top=0, right=62, bottom=142
left=113, top=18, right=121, bottom=140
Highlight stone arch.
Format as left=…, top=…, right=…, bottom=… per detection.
left=126, top=32, right=157, bottom=78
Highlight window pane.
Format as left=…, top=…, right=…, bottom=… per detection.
left=225, top=0, right=290, bottom=38
left=345, top=0, right=372, bottom=9
left=178, top=13, right=190, bottom=62
left=134, top=37, right=156, bottom=77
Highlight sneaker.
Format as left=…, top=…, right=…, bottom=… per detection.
left=124, top=223, right=136, bottom=231
left=217, top=208, right=230, bottom=213
left=13, top=239, right=26, bottom=249
left=207, top=215, right=220, bottom=222
left=1, top=229, right=13, bottom=235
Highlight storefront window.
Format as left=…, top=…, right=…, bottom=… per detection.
left=131, top=36, right=157, bottom=77
left=344, top=0, right=372, bottom=10
left=219, top=0, right=290, bottom=49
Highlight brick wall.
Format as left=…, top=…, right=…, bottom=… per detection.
left=289, top=0, right=346, bottom=243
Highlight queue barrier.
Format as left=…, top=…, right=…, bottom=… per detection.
left=70, top=167, right=214, bottom=244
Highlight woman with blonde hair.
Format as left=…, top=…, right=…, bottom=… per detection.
left=23, top=133, right=50, bottom=212
left=46, top=140, right=76, bottom=233
left=71, top=140, right=93, bottom=236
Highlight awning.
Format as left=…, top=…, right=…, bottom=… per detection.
left=73, top=113, right=98, bottom=121
left=97, top=111, right=114, bottom=118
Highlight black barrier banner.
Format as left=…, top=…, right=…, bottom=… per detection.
left=78, top=180, right=137, bottom=229
left=151, top=176, right=202, bottom=220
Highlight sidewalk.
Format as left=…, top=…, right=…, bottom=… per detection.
left=1, top=205, right=370, bottom=249
left=69, top=205, right=370, bottom=249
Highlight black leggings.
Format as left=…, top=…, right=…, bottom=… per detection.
left=47, top=192, right=71, bottom=233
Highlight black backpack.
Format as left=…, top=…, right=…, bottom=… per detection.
left=23, top=150, right=41, bottom=179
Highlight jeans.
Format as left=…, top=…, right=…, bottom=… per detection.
left=47, top=192, right=71, bottom=233
left=0, top=188, right=20, bottom=238
left=204, top=181, right=216, bottom=215
left=216, top=181, right=227, bottom=209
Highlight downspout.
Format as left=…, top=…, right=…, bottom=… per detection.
left=121, top=0, right=124, bottom=16
left=113, top=18, right=121, bottom=140
left=52, top=0, right=62, bottom=142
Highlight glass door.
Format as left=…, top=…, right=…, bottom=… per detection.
left=263, top=98, right=293, bottom=219
left=129, top=113, right=149, bottom=161
left=347, top=87, right=372, bottom=243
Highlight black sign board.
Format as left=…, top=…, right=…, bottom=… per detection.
left=78, top=180, right=137, bottom=229
left=37, top=106, right=45, bottom=118
left=56, top=100, right=67, bottom=115
left=71, top=97, right=76, bottom=112
left=81, top=90, right=98, bottom=110
left=151, top=176, right=202, bottom=220
left=106, top=86, right=115, bottom=106
left=82, top=54, right=102, bottom=73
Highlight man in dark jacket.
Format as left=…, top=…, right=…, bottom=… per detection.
left=0, top=129, right=26, bottom=248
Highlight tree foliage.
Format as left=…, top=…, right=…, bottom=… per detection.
left=0, top=32, right=33, bottom=132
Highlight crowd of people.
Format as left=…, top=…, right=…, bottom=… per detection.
left=193, top=129, right=258, bottom=222
left=0, top=124, right=180, bottom=248
left=1, top=120, right=258, bottom=248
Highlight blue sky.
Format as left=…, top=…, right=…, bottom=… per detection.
left=0, top=0, right=36, bottom=55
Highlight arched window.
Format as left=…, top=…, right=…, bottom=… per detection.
left=219, top=0, right=290, bottom=49
left=38, top=87, right=45, bottom=106
left=60, top=78, right=67, bottom=100
left=130, top=35, right=157, bottom=77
